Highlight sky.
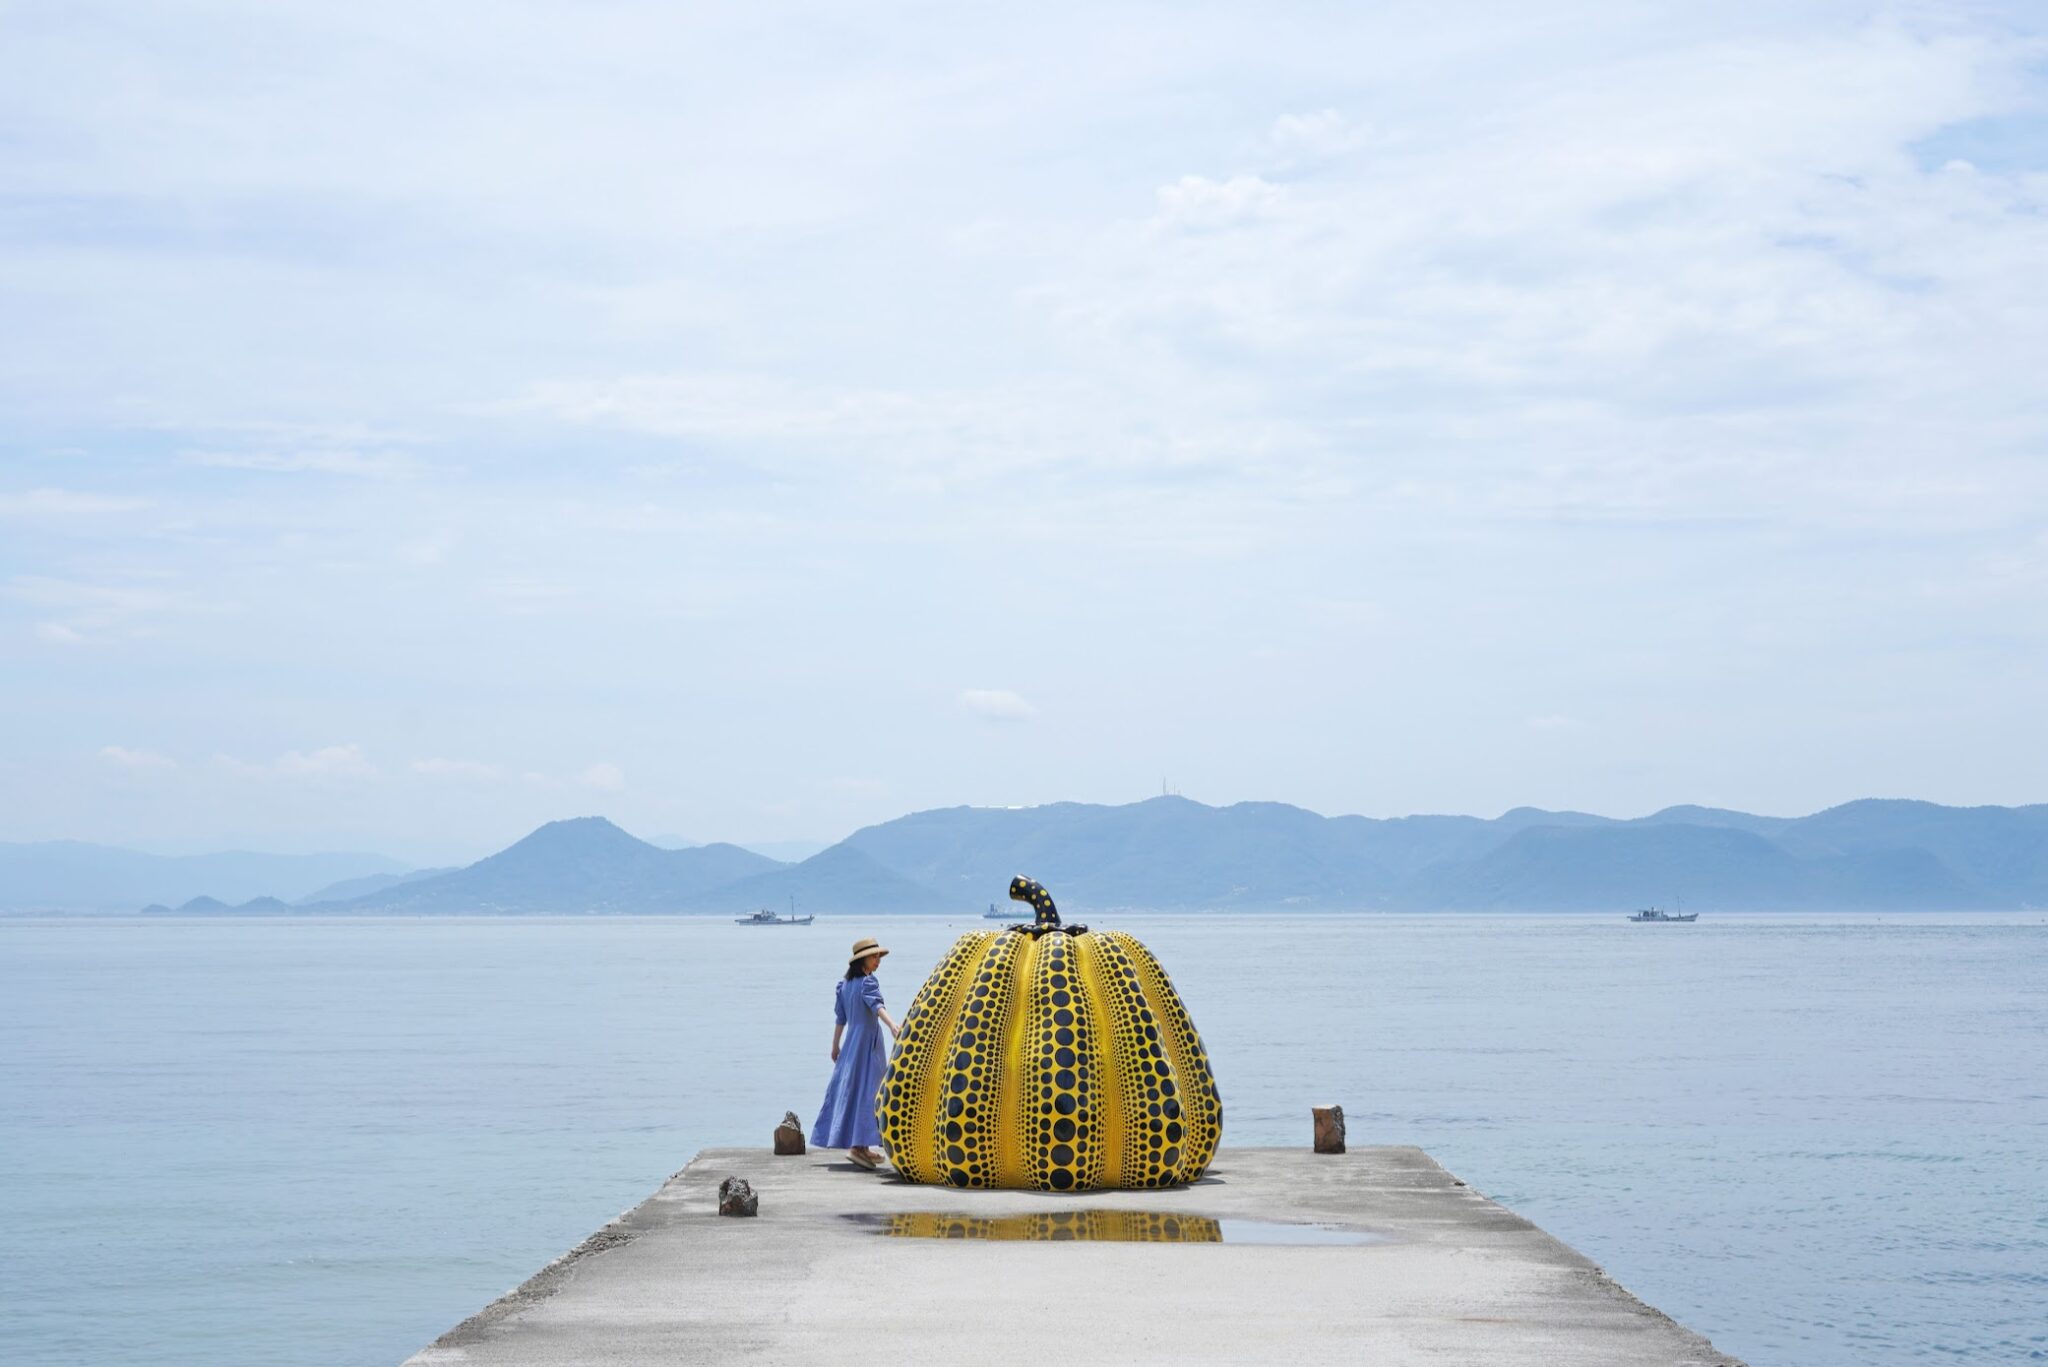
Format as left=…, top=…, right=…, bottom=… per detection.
left=2, top=1, right=2045, bottom=864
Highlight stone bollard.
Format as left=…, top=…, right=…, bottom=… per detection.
left=773, top=1112, right=806, bottom=1155
left=717, top=1176, right=758, bottom=1217
left=1312, top=1104, right=1346, bottom=1154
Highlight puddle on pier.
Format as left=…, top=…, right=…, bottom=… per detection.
left=848, top=1210, right=1384, bottom=1245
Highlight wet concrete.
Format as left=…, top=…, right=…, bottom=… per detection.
left=405, top=1146, right=1744, bottom=1366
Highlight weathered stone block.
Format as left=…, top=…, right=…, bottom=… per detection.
left=773, top=1111, right=805, bottom=1155
left=717, top=1176, right=758, bottom=1217
left=1312, top=1104, right=1346, bottom=1154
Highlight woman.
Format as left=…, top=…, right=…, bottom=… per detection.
left=811, top=936, right=899, bottom=1170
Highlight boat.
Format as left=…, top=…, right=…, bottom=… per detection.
left=736, top=905, right=813, bottom=926
left=981, top=902, right=1013, bottom=920
left=1627, top=905, right=1697, bottom=923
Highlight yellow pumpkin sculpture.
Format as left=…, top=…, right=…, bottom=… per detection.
left=877, top=877, right=1223, bottom=1190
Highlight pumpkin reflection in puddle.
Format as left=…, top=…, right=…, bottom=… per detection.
left=876, top=1210, right=1223, bottom=1242
left=877, top=877, right=1223, bottom=1191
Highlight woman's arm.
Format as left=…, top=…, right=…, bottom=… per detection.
left=860, top=974, right=892, bottom=1037
left=830, top=1022, right=844, bottom=1062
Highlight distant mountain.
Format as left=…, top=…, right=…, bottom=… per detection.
left=839, top=798, right=1396, bottom=909
left=837, top=795, right=2046, bottom=912
left=40, top=795, right=2048, bottom=917
left=213, top=820, right=942, bottom=916
left=736, top=839, right=832, bottom=863
left=714, top=843, right=955, bottom=915
left=325, top=817, right=786, bottom=913
left=0, top=841, right=408, bottom=913
left=295, top=868, right=450, bottom=905
left=1764, top=799, right=2048, bottom=903
left=1416, top=823, right=1986, bottom=910
left=144, top=893, right=321, bottom=916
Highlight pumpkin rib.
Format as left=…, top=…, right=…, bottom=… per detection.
left=879, top=930, right=988, bottom=1184
left=949, top=931, right=1024, bottom=1187
left=1112, top=931, right=1194, bottom=1181
left=1030, top=930, right=1098, bottom=1191
left=1055, top=934, right=1111, bottom=1187
left=991, top=931, right=1036, bottom=1187
left=1087, top=931, right=1159, bottom=1186
left=1112, top=933, right=1181, bottom=1184
left=1017, top=933, right=1055, bottom=1190
left=1117, top=931, right=1223, bottom=1180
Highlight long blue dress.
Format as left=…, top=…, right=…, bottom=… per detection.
left=811, top=973, right=888, bottom=1148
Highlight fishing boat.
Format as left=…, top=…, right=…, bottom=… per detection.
left=1627, top=905, right=1697, bottom=923
left=736, top=904, right=813, bottom=926
left=981, top=901, right=1013, bottom=919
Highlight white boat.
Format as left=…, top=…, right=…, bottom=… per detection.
left=736, top=907, right=813, bottom=925
left=1627, top=905, right=1697, bottom=923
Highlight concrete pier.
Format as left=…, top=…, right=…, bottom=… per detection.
left=406, top=1147, right=1743, bottom=1366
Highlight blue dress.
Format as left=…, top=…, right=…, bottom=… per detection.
left=811, top=973, right=888, bottom=1148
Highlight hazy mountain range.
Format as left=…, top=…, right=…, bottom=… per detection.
left=0, top=841, right=410, bottom=913
left=828, top=797, right=2048, bottom=912
left=6, top=796, right=2045, bottom=914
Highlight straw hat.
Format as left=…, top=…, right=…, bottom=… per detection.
left=848, top=936, right=890, bottom=965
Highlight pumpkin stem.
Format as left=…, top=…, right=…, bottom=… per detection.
left=1007, top=876, right=1087, bottom=936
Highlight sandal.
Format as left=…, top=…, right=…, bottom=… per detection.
left=848, top=1148, right=879, bottom=1170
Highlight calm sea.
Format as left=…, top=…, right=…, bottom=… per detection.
left=2, top=913, right=2043, bottom=1365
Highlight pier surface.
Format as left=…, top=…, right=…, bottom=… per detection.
left=406, top=1146, right=1742, bottom=1366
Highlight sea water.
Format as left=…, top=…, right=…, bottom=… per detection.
left=2, top=913, right=2043, bottom=1366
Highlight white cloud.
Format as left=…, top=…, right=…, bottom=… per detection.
left=1264, top=109, right=1375, bottom=161
left=397, top=531, right=456, bottom=567
left=1151, top=174, right=1285, bottom=232
left=411, top=757, right=503, bottom=781
left=6, top=574, right=225, bottom=644
left=516, top=369, right=1271, bottom=488
left=0, top=488, right=148, bottom=517
left=1026, top=21, right=2048, bottom=532
left=577, top=762, right=625, bottom=791
left=278, top=744, right=376, bottom=778
left=99, top=745, right=176, bottom=770
left=961, top=689, right=1037, bottom=722
left=218, top=744, right=377, bottom=780
left=183, top=449, right=419, bottom=479
left=518, top=372, right=975, bottom=454
left=8, top=576, right=180, bottom=614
